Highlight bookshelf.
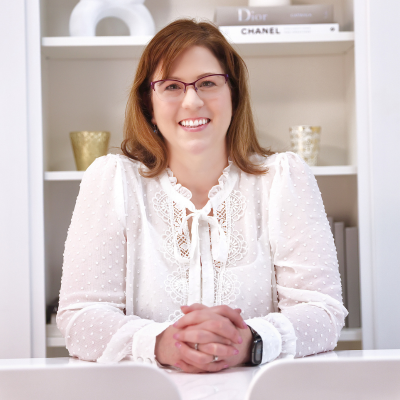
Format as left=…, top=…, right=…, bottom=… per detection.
left=11, top=0, right=364, bottom=358
left=42, top=32, right=354, bottom=59
left=44, top=166, right=357, bottom=181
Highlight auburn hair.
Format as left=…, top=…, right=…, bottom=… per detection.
left=121, top=18, right=274, bottom=177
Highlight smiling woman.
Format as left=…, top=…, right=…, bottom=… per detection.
left=121, top=19, right=273, bottom=179
left=57, top=19, right=347, bottom=374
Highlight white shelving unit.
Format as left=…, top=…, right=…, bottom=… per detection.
left=42, top=32, right=354, bottom=59
left=44, top=166, right=357, bottom=181
left=12, top=0, right=363, bottom=357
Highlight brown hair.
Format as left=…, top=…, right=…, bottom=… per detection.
left=121, top=18, right=273, bottom=177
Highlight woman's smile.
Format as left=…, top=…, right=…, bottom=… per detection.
left=179, top=118, right=211, bottom=131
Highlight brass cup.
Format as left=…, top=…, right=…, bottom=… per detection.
left=289, top=126, right=321, bottom=166
left=70, top=131, right=110, bottom=171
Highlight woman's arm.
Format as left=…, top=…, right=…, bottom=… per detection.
left=57, top=155, right=169, bottom=364
left=265, top=152, right=348, bottom=358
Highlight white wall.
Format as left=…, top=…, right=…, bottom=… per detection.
left=355, top=0, right=400, bottom=349
left=367, top=0, right=400, bottom=348
left=0, top=0, right=45, bottom=359
left=0, top=0, right=32, bottom=358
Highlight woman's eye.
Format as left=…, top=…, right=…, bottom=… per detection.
left=165, top=83, right=181, bottom=91
left=199, top=80, right=216, bottom=88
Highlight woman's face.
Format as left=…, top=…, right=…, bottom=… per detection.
left=151, top=45, right=232, bottom=158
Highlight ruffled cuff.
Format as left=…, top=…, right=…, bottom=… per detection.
left=97, top=319, right=153, bottom=364
left=131, top=321, right=171, bottom=365
left=245, top=318, right=281, bottom=364
left=97, top=319, right=171, bottom=365
left=246, top=313, right=296, bottom=364
left=265, top=313, right=297, bottom=359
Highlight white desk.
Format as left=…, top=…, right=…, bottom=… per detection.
left=1, top=350, right=400, bottom=400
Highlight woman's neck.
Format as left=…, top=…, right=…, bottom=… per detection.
left=168, top=147, right=229, bottom=210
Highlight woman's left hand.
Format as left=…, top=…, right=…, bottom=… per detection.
left=172, top=304, right=252, bottom=372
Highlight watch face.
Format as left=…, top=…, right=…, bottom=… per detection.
left=253, top=338, right=263, bottom=364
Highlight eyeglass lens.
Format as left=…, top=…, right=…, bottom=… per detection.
left=153, top=75, right=227, bottom=101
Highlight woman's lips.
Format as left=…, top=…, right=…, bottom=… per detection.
left=179, top=118, right=210, bottom=132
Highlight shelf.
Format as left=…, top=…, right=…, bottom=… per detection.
left=46, top=325, right=362, bottom=348
left=42, top=32, right=354, bottom=60
left=45, top=171, right=84, bottom=181
left=46, top=324, right=65, bottom=347
left=311, top=165, right=357, bottom=176
left=42, top=36, right=152, bottom=59
left=45, top=165, right=357, bottom=181
left=339, top=328, right=362, bottom=342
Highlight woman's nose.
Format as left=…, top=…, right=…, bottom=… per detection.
left=181, top=86, right=204, bottom=109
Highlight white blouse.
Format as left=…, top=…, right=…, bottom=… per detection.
left=57, top=151, right=348, bottom=366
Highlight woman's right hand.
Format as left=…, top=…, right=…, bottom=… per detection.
left=155, top=325, right=232, bottom=373
left=155, top=304, right=247, bottom=373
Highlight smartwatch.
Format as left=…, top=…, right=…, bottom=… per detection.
left=247, top=325, right=263, bottom=366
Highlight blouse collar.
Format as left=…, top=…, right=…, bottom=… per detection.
left=165, top=159, right=234, bottom=201
left=160, top=159, right=239, bottom=212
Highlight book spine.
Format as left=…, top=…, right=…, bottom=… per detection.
left=345, top=227, right=361, bottom=328
left=219, top=24, right=339, bottom=41
left=334, top=222, right=347, bottom=323
left=215, top=4, right=334, bottom=26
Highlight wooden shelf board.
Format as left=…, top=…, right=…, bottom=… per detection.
left=42, top=32, right=354, bottom=59
left=45, top=326, right=362, bottom=348
left=45, top=166, right=356, bottom=181
left=311, top=165, right=357, bottom=176
left=45, top=171, right=84, bottom=181
left=339, top=328, right=362, bottom=342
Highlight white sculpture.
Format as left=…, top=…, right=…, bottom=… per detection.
left=69, top=0, right=155, bottom=36
left=249, top=0, right=291, bottom=6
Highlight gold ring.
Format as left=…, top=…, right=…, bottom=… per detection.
left=212, top=355, right=219, bottom=362
left=194, top=343, right=199, bottom=351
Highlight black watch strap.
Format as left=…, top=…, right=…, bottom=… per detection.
left=247, top=325, right=263, bottom=366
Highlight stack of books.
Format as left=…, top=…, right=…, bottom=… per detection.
left=215, top=4, right=339, bottom=41
left=327, top=216, right=361, bottom=328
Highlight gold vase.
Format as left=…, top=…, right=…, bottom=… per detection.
left=289, top=126, right=321, bottom=166
left=70, top=131, right=110, bottom=171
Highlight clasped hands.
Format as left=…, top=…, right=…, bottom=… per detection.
left=155, top=304, right=252, bottom=373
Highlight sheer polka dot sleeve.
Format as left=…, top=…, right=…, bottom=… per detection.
left=57, top=155, right=168, bottom=364
left=268, top=152, right=348, bottom=358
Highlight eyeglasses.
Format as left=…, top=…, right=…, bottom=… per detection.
left=150, top=74, right=229, bottom=102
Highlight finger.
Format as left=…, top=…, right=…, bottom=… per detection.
left=173, top=329, right=233, bottom=345
left=198, top=342, right=239, bottom=358
left=175, top=341, right=214, bottom=365
left=210, top=305, right=246, bottom=329
left=179, top=352, right=229, bottom=373
left=181, top=304, right=206, bottom=314
left=181, top=304, right=243, bottom=327
left=175, top=306, right=245, bottom=330
left=182, top=318, right=242, bottom=345
left=174, top=360, right=206, bottom=374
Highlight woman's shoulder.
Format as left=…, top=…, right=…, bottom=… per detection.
left=83, top=154, right=145, bottom=180
left=262, top=151, right=306, bottom=168
left=250, top=151, right=308, bottom=176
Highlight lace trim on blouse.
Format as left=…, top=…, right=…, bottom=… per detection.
left=165, top=159, right=233, bottom=200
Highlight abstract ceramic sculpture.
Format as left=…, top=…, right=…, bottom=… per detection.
left=289, top=126, right=321, bottom=166
left=249, top=0, right=291, bottom=6
left=70, top=131, right=110, bottom=171
left=69, top=0, right=155, bottom=36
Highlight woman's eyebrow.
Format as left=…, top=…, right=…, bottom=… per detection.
left=165, top=73, right=220, bottom=81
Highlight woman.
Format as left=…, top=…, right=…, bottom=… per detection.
left=57, top=19, right=347, bottom=373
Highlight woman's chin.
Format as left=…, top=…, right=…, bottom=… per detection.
left=179, top=139, right=216, bottom=157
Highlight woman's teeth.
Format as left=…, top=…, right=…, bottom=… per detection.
left=180, top=119, right=209, bottom=127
